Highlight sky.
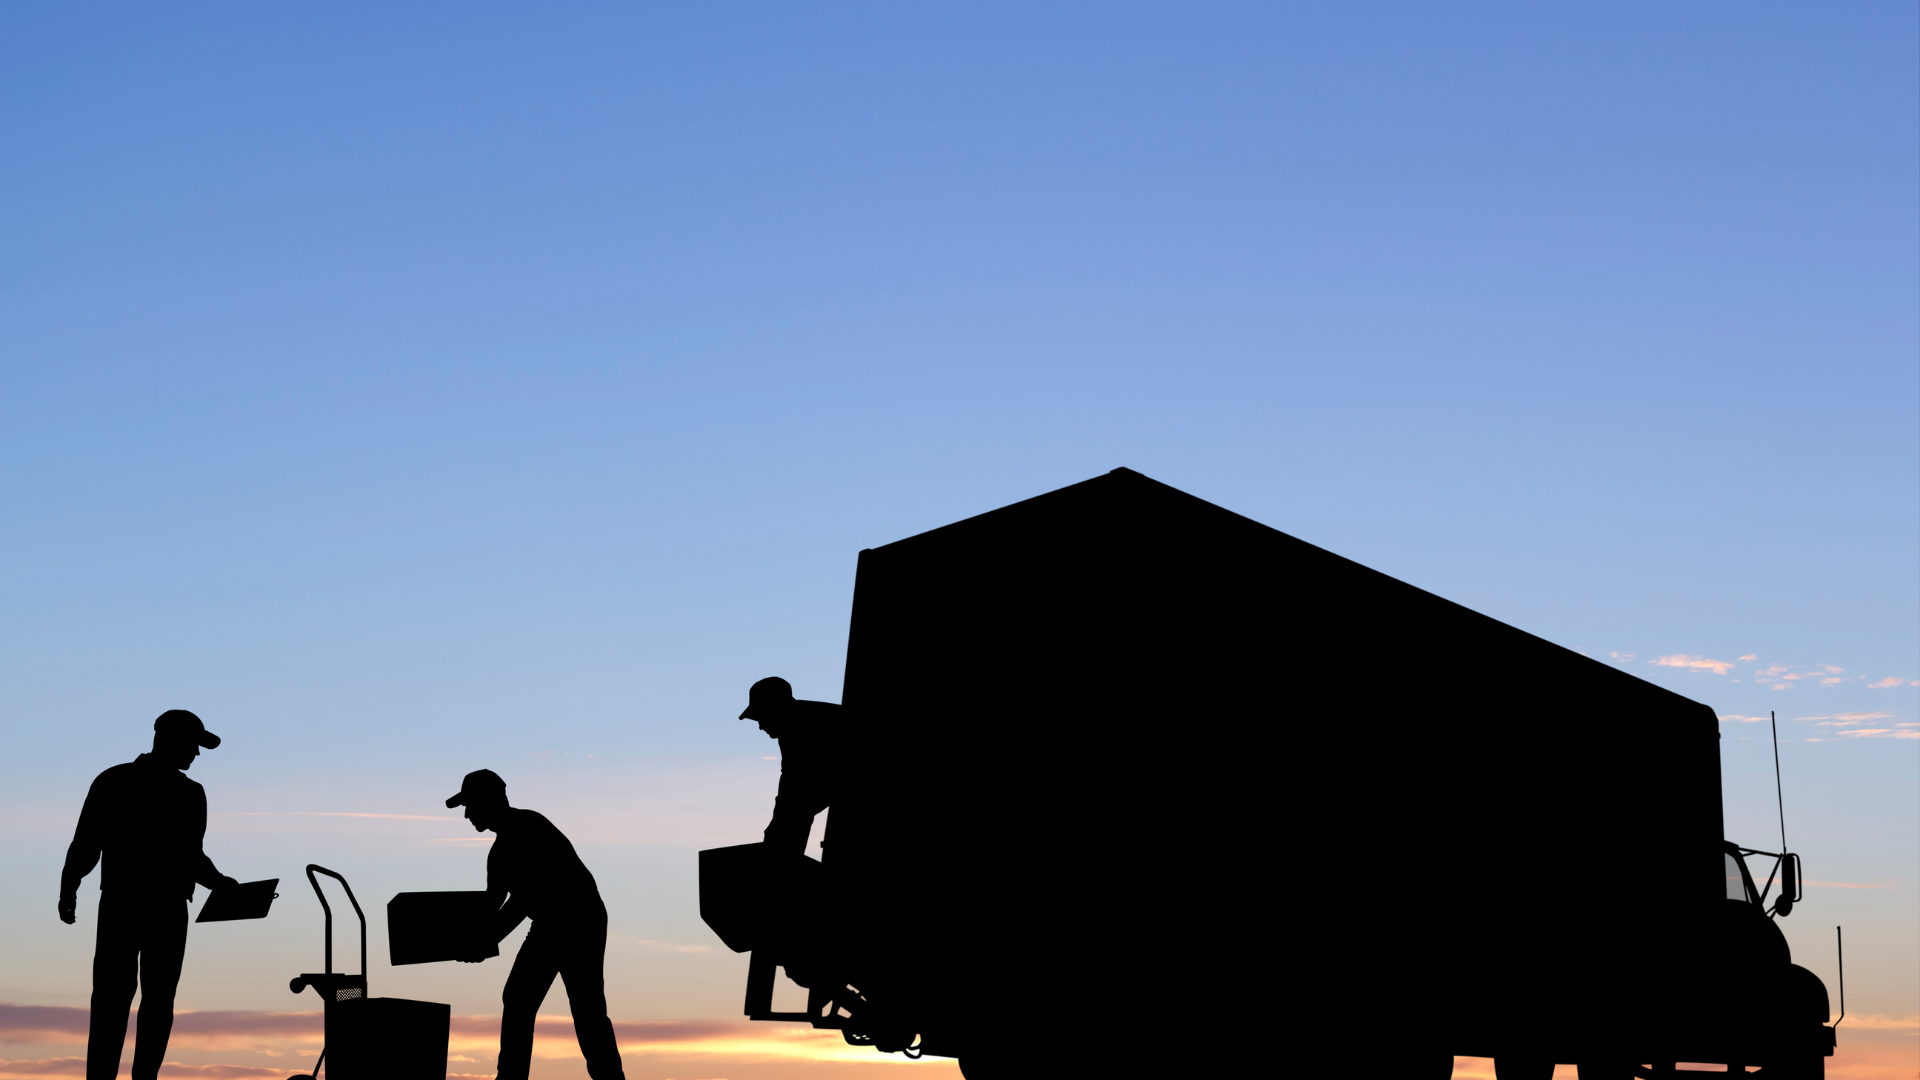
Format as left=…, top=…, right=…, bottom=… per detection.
left=1, top=3, right=1915, bottom=1079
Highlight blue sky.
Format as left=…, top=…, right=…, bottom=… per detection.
left=2, top=5, right=1915, bottom=1078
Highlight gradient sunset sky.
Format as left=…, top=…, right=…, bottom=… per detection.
left=2, top=5, right=1915, bottom=1079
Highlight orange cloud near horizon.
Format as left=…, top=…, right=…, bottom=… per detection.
left=1, top=1006, right=1911, bottom=1080
left=0, top=1006, right=907, bottom=1067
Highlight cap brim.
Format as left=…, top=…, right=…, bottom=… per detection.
left=737, top=708, right=753, bottom=720
left=197, top=731, right=221, bottom=749
left=445, top=793, right=466, bottom=809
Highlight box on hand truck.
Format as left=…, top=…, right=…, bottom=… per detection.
left=286, top=865, right=450, bottom=1080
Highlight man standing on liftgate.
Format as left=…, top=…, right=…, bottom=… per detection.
left=737, top=677, right=845, bottom=857
left=60, top=710, right=242, bottom=1080
left=448, top=769, right=626, bottom=1080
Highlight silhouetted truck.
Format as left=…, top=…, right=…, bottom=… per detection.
left=700, top=468, right=1838, bottom=1080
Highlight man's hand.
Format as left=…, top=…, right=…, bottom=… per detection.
left=456, top=952, right=490, bottom=964
left=58, top=894, right=76, bottom=925
left=217, top=876, right=241, bottom=892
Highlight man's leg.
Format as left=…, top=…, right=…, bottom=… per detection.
left=557, top=914, right=624, bottom=1080
left=87, top=894, right=139, bottom=1080
left=498, top=928, right=561, bottom=1080
left=129, top=898, right=188, bottom=1080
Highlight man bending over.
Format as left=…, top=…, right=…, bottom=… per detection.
left=447, top=769, right=625, bottom=1080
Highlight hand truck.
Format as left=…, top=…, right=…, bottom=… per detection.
left=286, top=864, right=451, bottom=1080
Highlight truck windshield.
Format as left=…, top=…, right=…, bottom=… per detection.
left=1726, top=852, right=1756, bottom=903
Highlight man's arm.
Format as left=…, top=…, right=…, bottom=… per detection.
left=59, top=774, right=109, bottom=924
left=462, top=837, right=525, bottom=962
left=764, top=767, right=832, bottom=857
left=492, top=895, right=529, bottom=943
left=486, top=838, right=528, bottom=941
left=193, top=855, right=237, bottom=892
left=762, top=702, right=842, bottom=857
left=186, top=785, right=238, bottom=893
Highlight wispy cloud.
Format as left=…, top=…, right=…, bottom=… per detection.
left=1761, top=664, right=1844, bottom=682
left=0, top=1007, right=319, bottom=1049
left=214, top=812, right=456, bottom=822
left=1793, top=714, right=1917, bottom=740
left=0, top=1060, right=283, bottom=1080
left=1597, top=651, right=1894, bottom=697
left=1833, top=1013, right=1920, bottom=1031
left=1717, top=714, right=1769, bottom=724
left=0, top=1007, right=89, bottom=1043
left=607, top=934, right=714, bottom=956
left=1681, top=657, right=1889, bottom=687
left=1655, top=654, right=1738, bottom=675
left=1803, top=712, right=1896, bottom=725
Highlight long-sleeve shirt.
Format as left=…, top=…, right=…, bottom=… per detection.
left=765, top=699, right=846, bottom=855
left=485, top=807, right=603, bottom=939
left=61, top=754, right=223, bottom=901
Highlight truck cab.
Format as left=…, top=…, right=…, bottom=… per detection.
left=1677, top=842, right=1834, bottom=1079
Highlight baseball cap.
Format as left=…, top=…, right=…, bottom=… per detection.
left=154, top=710, right=220, bottom=749
left=446, top=768, right=507, bottom=808
left=739, top=676, right=793, bottom=720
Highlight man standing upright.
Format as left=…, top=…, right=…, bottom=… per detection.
left=737, top=676, right=845, bottom=857
left=447, top=769, right=626, bottom=1080
left=60, top=709, right=240, bottom=1080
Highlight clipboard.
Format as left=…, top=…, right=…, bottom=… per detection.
left=387, top=891, right=501, bottom=965
left=196, top=879, right=280, bottom=923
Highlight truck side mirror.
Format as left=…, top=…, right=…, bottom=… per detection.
left=1773, top=853, right=1801, bottom=918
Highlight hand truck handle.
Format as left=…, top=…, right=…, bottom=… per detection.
left=304, top=864, right=367, bottom=978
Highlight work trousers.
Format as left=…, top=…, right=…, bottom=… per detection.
left=88, top=891, right=189, bottom=1080
left=498, top=907, right=625, bottom=1080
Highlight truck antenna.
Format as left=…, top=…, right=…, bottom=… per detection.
left=1834, top=925, right=1846, bottom=1027
left=1771, top=710, right=1787, bottom=853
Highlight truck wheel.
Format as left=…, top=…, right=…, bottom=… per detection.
left=1495, top=1057, right=1553, bottom=1080
left=1766, top=1056, right=1825, bottom=1080
left=959, top=1052, right=1018, bottom=1079
left=1372, top=1050, right=1455, bottom=1078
